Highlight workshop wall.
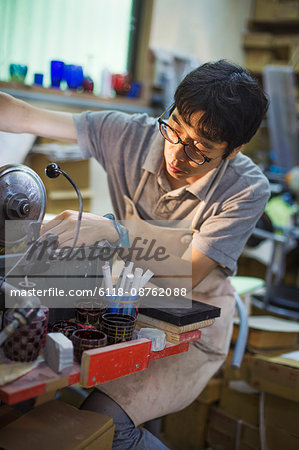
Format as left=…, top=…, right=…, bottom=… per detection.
left=149, top=0, right=254, bottom=64
left=91, top=0, right=256, bottom=215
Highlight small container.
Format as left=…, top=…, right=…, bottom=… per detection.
left=50, top=60, right=65, bottom=88
left=16, top=282, right=48, bottom=347
left=64, top=64, right=84, bottom=90
left=40, top=305, right=49, bottom=347
left=9, top=64, right=28, bottom=83
left=101, top=312, right=136, bottom=345
left=106, top=296, right=139, bottom=317
left=75, top=299, right=106, bottom=326
left=34, top=73, right=44, bottom=86
left=3, top=309, right=46, bottom=362
left=72, top=329, right=107, bottom=362
left=49, top=320, right=81, bottom=338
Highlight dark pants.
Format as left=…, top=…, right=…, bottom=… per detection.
left=80, top=389, right=169, bottom=450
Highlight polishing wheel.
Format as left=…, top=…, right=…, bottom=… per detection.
left=0, top=164, right=46, bottom=248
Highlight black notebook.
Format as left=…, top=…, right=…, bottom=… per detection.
left=139, top=297, right=221, bottom=326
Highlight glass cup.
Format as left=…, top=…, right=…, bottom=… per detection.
left=50, top=60, right=65, bottom=88
left=106, top=296, right=139, bottom=318
left=3, top=309, right=46, bottom=362
left=101, top=312, right=136, bottom=345
left=75, top=300, right=106, bottom=327
left=9, top=64, right=28, bottom=83
left=72, top=329, right=107, bottom=362
left=64, top=64, right=84, bottom=90
left=34, top=73, right=44, bottom=86
left=49, top=320, right=81, bottom=338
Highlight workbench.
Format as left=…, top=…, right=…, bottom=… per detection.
left=0, top=336, right=200, bottom=406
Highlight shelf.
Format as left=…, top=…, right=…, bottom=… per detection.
left=0, top=81, right=153, bottom=115
left=248, top=19, right=299, bottom=33
left=249, top=68, right=299, bottom=77
left=0, top=337, right=195, bottom=405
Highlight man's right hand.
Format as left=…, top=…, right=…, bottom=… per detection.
left=41, top=210, right=119, bottom=247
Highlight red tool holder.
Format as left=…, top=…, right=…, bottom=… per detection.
left=0, top=334, right=200, bottom=405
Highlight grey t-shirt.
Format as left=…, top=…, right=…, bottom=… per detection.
left=74, top=110, right=270, bottom=275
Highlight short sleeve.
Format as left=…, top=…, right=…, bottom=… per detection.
left=73, top=110, right=136, bottom=170
left=192, top=178, right=270, bottom=274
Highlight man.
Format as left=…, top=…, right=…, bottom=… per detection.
left=0, top=60, right=269, bottom=449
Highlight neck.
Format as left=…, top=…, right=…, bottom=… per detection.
left=165, top=170, right=205, bottom=190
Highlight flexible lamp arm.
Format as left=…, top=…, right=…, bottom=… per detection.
left=45, top=163, right=83, bottom=249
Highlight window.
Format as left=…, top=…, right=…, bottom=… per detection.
left=0, top=0, right=133, bottom=92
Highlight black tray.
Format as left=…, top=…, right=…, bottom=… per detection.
left=139, top=297, right=221, bottom=326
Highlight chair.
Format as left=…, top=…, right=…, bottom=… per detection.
left=250, top=227, right=299, bottom=320
left=231, top=292, right=249, bottom=369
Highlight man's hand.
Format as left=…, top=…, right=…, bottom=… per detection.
left=41, top=210, right=119, bottom=247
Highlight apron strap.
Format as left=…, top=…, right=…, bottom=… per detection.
left=191, top=160, right=229, bottom=231
left=132, top=170, right=150, bottom=204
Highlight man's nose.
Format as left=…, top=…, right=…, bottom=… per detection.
left=170, top=142, right=186, bottom=160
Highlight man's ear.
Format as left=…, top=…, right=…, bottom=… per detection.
left=226, top=144, right=244, bottom=160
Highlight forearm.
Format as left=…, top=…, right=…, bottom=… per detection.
left=0, top=92, right=77, bottom=142
left=118, top=233, right=192, bottom=293
left=118, top=225, right=218, bottom=293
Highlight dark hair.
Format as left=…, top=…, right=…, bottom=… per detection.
left=174, top=59, right=269, bottom=156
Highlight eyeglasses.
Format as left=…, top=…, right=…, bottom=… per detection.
left=158, top=105, right=215, bottom=165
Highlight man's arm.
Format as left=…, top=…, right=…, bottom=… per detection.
left=41, top=211, right=218, bottom=291
left=0, top=92, right=77, bottom=142
left=191, top=248, right=218, bottom=287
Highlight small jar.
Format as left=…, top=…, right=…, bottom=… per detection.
left=75, top=299, right=106, bottom=327
left=49, top=320, right=81, bottom=338
left=101, top=313, right=136, bottom=345
left=72, top=329, right=107, bottom=362
left=3, top=309, right=46, bottom=362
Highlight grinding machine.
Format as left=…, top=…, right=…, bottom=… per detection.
left=0, top=163, right=120, bottom=345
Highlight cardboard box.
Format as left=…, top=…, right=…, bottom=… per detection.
left=266, top=425, right=299, bottom=450
left=250, top=353, right=299, bottom=402
left=254, top=0, right=299, bottom=21
left=243, top=32, right=274, bottom=48
left=265, top=393, right=299, bottom=436
left=206, top=407, right=260, bottom=450
left=163, top=401, right=210, bottom=450
left=244, top=49, right=273, bottom=72
left=0, top=405, right=22, bottom=429
left=196, top=377, right=222, bottom=404
left=219, top=381, right=259, bottom=427
left=254, top=0, right=280, bottom=21
left=46, top=188, right=92, bottom=214
left=162, top=378, right=223, bottom=449
left=219, top=382, right=299, bottom=442
left=222, top=349, right=252, bottom=384
left=273, top=34, right=299, bottom=48
left=28, top=153, right=90, bottom=191
left=276, top=1, right=299, bottom=20
left=27, top=153, right=92, bottom=214
left=0, top=400, right=114, bottom=450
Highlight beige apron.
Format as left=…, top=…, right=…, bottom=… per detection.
left=98, top=164, right=235, bottom=426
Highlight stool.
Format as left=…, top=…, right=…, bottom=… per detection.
left=230, top=276, right=265, bottom=314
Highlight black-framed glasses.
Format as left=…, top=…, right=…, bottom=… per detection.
left=158, top=105, right=215, bottom=166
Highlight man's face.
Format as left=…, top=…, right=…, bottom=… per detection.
left=163, top=109, right=232, bottom=185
